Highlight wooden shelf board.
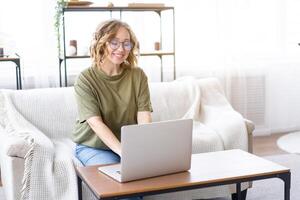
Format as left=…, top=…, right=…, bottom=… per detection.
left=64, top=6, right=174, bottom=12
left=61, top=52, right=174, bottom=60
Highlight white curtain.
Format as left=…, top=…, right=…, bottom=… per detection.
left=0, top=0, right=58, bottom=89
left=1, top=0, right=300, bottom=134
left=175, top=0, right=300, bottom=135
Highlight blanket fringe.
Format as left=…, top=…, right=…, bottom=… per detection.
left=20, top=141, right=35, bottom=200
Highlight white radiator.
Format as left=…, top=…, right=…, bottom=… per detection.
left=229, top=75, right=266, bottom=127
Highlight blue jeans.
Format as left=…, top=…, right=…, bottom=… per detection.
left=75, top=144, right=143, bottom=200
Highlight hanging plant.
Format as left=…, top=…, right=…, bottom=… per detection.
left=54, top=0, right=66, bottom=58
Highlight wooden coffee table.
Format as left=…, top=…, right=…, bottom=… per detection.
left=76, top=149, right=291, bottom=200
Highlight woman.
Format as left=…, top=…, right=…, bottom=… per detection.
left=73, top=19, right=152, bottom=193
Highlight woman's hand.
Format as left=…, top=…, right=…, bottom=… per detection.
left=137, top=111, right=152, bottom=124
left=87, top=116, right=122, bottom=156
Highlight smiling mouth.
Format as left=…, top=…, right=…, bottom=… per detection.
left=113, top=53, right=124, bottom=59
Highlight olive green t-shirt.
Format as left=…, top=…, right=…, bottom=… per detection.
left=72, top=65, right=153, bottom=149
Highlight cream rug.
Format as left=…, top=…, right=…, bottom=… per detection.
left=210, top=153, right=300, bottom=200
left=277, top=131, right=300, bottom=153
left=0, top=187, right=5, bottom=200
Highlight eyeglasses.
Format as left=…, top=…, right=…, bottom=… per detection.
left=108, top=39, right=133, bottom=51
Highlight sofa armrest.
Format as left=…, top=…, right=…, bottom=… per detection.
left=4, top=137, right=32, bottom=158
left=244, top=119, right=255, bottom=153
left=0, top=153, right=25, bottom=200
left=0, top=133, right=33, bottom=159
left=0, top=130, right=26, bottom=200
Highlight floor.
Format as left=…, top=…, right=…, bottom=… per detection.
left=252, top=132, right=288, bottom=156
left=0, top=133, right=289, bottom=188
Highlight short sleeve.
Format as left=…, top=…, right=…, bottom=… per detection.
left=74, top=74, right=101, bottom=123
left=137, top=69, right=153, bottom=112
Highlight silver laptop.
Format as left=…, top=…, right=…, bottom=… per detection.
left=98, top=119, right=193, bottom=182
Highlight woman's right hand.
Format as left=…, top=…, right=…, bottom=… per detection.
left=87, top=116, right=122, bottom=157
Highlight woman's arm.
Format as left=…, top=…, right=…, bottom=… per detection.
left=137, top=111, right=152, bottom=124
left=87, top=116, right=121, bottom=156
left=87, top=112, right=151, bottom=156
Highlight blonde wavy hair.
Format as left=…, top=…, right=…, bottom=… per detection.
left=90, top=19, right=139, bottom=69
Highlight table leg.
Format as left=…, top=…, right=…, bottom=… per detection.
left=14, top=59, right=21, bottom=90
left=15, top=66, right=19, bottom=89
left=236, top=182, right=241, bottom=200
left=64, top=59, right=68, bottom=87
left=18, top=62, right=22, bottom=89
left=59, top=58, right=63, bottom=87
left=77, top=176, right=83, bottom=200
left=285, top=182, right=290, bottom=200
left=278, top=172, right=291, bottom=200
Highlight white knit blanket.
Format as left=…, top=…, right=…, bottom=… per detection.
left=196, top=78, right=248, bottom=151
left=150, top=77, right=248, bottom=152
left=0, top=91, right=78, bottom=200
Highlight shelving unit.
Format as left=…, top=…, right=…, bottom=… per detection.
left=0, top=53, right=22, bottom=89
left=59, top=5, right=175, bottom=87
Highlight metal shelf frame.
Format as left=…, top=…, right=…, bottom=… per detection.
left=59, top=6, right=175, bottom=87
left=0, top=53, right=22, bottom=89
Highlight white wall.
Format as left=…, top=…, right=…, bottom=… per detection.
left=173, top=0, right=300, bottom=135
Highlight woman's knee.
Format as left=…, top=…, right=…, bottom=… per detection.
left=75, top=144, right=120, bottom=166
left=85, top=150, right=120, bottom=166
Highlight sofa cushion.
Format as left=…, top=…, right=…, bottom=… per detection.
left=149, top=79, right=201, bottom=121
left=8, top=78, right=202, bottom=139
left=9, top=87, right=77, bottom=139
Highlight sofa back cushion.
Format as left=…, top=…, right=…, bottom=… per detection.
left=9, top=87, right=77, bottom=138
left=149, top=79, right=200, bottom=121
left=8, top=79, right=200, bottom=138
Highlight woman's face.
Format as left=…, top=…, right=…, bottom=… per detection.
left=105, top=26, right=132, bottom=66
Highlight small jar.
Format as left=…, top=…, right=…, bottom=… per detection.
left=154, top=42, right=160, bottom=51
left=107, top=2, right=114, bottom=7
left=69, top=40, right=77, bottom=56
left=0, top=47, right=3, bottom=57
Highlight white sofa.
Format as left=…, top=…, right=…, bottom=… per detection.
left=0, top=78, right=254, bottom=200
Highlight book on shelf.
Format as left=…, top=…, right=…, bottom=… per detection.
left=128, top=3, right=165, bottom=8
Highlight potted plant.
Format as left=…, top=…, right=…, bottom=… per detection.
left=54, top=0, right=66, bottom=58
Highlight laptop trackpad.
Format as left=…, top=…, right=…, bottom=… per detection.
left=98, top=163, right=122, bottom=182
